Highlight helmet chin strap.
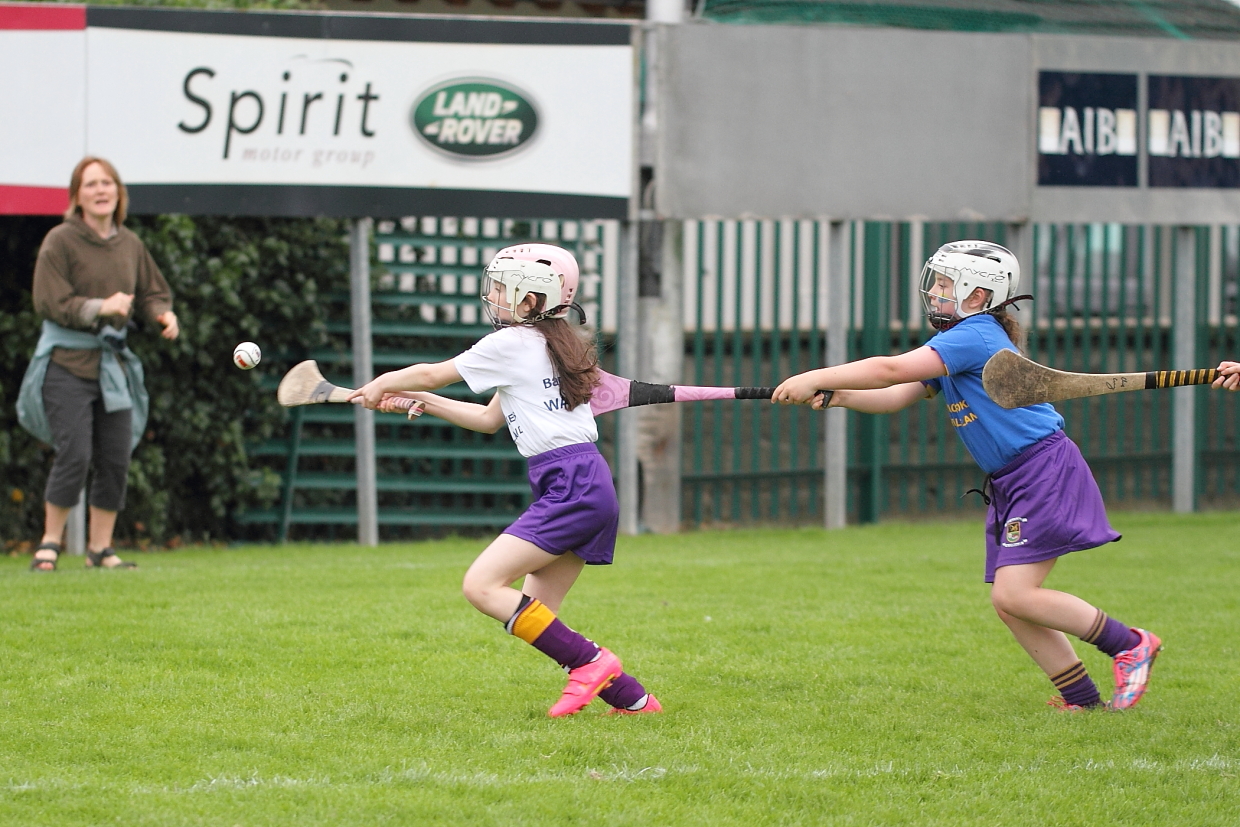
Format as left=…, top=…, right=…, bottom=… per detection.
left=526, top=302, right=589, bottom=325
left=988, top=294, right=1034, bottom=314
left=928, top=294, right=1034, bottom=332
left=488, top=294, right=588, bottom=329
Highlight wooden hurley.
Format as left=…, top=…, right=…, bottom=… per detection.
left=276, top=360, right=424, bottom=417
left=982, top=349, right=1219, bottom=410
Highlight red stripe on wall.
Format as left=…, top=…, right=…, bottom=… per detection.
left=0, top=3, right=85, bottom=30
left=0, top=186, right=69, bottom=215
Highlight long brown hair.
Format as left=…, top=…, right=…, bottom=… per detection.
left=526, top=295, right=599, bottom=409
left=65, top=156, right=128, bottom=225
left=991, top=309, right=1024, bottom=350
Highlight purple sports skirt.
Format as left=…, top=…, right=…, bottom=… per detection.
left=503, top=442, right=619, bottom=565
left=984, top=430, right=1121, bottom=583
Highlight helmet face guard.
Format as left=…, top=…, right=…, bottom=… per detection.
left=918, top=241, right=1021, bottom=331
left=919, top=264, right=962, bottom=331
left=480, top=259, right=561, bottom=328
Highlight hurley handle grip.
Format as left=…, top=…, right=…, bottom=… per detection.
left=735, top=387, right=835, bottom=407
left=376, top=396, right=425, bottom=419
left=1146, top=369, right=1219, bottom=389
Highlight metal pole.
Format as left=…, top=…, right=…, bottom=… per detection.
left=825, top=220, right=849, bottom=529
left=617, top=220, right=640, bottom=535
left=907, top=220, right=924, bottom=328
left=1172, top=226, right=1197, bottom=514
left=646, top=0, right=684, bottom=23
left=636, top=219, right=684, bottom=533
left=65, top=488, right=86, bottom=556
left=350, top=217, right=379, bottom=546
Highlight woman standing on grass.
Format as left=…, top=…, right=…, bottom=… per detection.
left=18, top=157, right=179, bottom=571
left=350, top=243, right=660, bottom=717
left=775, top=240, right=1240, bottom=712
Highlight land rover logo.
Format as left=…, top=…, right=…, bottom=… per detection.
left=412, top=79, right=538, bottom=159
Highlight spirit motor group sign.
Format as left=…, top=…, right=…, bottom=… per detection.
left=0, top=5, right=634, bottom=217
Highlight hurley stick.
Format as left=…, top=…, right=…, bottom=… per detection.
left=982, top=349, right=1218, bottom=409
left=277, top=360, right=425, bottom=417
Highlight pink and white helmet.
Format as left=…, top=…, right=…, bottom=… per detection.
left=481, top=243, right=581, bottom=325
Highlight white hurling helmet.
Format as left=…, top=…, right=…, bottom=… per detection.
left=481, top=243, right=581, bottom=327
left=918, top=240, right=1021, bottom=331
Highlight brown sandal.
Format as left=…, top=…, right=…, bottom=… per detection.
left=30, top=542, right=61, bottom=572
left=85, top=548, right=137, bottom=569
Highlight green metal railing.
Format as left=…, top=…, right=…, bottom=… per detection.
left=245, top=215, right=1239, bottom=538
left=681, top=219, right=827, bottom=525
left=243, top=216, right=614, bottom=541
left=681, top=219, right=1240, bottom=527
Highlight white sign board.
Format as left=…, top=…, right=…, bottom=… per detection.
left=0, top=5, right=634, bottom=218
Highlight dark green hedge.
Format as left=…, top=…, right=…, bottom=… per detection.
left=0, top=215, right=350, bottom=548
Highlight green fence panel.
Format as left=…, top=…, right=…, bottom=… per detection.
left=243, top=216, right=615, bottom=540
left=682, top=219, right=1240, bottom=529
left=682, top=219, right=828, bottom=526
left=1202, top=225, right=1240, bottom=506
left=1026, top=223, right=1176, bottom=506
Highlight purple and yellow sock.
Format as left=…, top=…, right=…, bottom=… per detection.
left=505, top=595, right=598, bottom=670
left=1050, top=660, right=1102, bottom=708
left=599, top=673, right=649, bottom=710
left=1081, top=610, right=1141, bottom=658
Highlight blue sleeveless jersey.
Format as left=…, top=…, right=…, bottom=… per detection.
left=924, top=315, right=1064, bottom=474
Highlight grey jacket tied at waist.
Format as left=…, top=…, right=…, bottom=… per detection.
left=16, top=319, right=149, bottom=451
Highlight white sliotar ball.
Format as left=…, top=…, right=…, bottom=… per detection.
left=233, top=341, right=261, bottom=370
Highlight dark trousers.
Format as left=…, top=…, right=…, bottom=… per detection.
left=42, top=361, right=132, bottom=512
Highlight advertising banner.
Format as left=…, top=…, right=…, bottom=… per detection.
left=1037, top=71, right=1240, bottom=190
left=1147, top=74, right=1240, bottom=188
left=0, top=4, right=634, bottom=217
left=0, top=4, right=86, bottom=213
left=1037, top=72, right=1138, bottom=187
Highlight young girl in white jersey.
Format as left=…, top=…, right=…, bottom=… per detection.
left=350, top=243, right=660, bottom=717
left=774, top=240, right=1240, bottom=711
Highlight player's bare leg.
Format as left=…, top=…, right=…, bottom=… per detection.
left=992, top=560, right=1103, bottom=709
left=994, top=605, right=1104, bottom=710
left=462, top=534, right=627, bottom=716
left=993, top=606, right=1081, bottom=677
left=522, top=551, right=585, bottom=614
left=521, top=545, right=657, bottom=715
left=990, top=559, right=1097, bottom=639
left=462, top=533, right=565, bottom=621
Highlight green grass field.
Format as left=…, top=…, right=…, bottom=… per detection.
left=2, top=511, right=1238, bottom=826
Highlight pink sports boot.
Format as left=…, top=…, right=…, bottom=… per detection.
left=1111, top=628, right=1162, bottom=710
left=548, top=648, right=622, bottom=718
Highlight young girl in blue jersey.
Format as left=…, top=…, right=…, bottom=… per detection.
left=775, top=240, right=1237, bottom=711
left=349, top=243, right=660, bottom=718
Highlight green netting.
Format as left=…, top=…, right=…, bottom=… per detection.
left=699, top=0, right=1240, bottom=40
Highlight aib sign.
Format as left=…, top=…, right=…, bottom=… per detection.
left=1038, top=72, right=1138, bottom=187
left=1148, top=75, right=1240, bottom=188
left=1038, top=71, right=1240, bottom=188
